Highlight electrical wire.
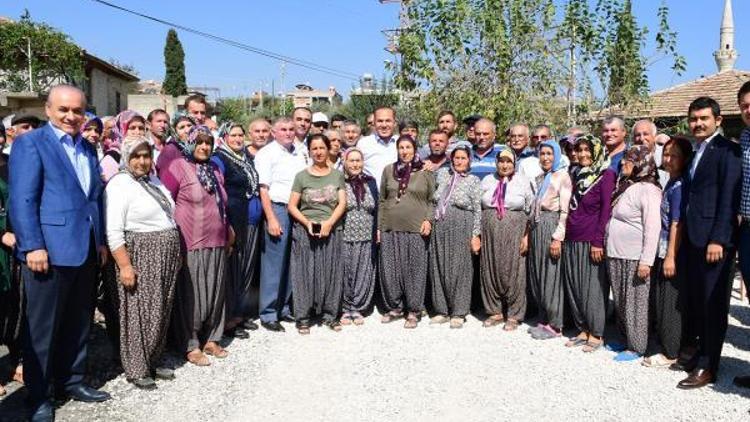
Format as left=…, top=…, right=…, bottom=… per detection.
left=88, top=0, right=362, bottom=81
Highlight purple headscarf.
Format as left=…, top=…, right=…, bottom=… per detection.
left=105, top=110, right=143, bottom=152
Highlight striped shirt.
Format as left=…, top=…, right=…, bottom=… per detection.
left=740, top=128, right=750, bottom=218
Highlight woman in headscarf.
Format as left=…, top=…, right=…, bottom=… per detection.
left=81, top=112, right=104, bottom=153
left=105, top=136, right=180, bottom=389
left=428, top=142, right=481, bottom=329
left=340, top=147, right=378, bottom=326
left=211, top=122, right=262, bottom=338
left=606, top=145, right=661, bottom=362
left=643, top=136, right=691, bottom=367
left=562, top=135, right=616, bottom=352
left=287, top=134, right=347, bottom=334
left=160, top=125, right=232, bottom=366
left=156, top=113, right=195, bottom=175
left=527, top=140, right=572, bottom=340
left=101, top=110, right=146, bottom=183
left=0, top=121, right=21, bottom=397
left=479, top=147, right=534, bottom=331
left=378, top=135, right=435, bottom=329
left=323, top=129, right=343, bottom=170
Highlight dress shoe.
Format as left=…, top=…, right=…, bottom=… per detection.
left=64, top=385, right=112, bottom=402
left=677, top=369, right=715, bottom=390
left=29, top=400, right=55, bottom=422
left=154, top=367, right=175, bottom=381
left=733, top=375, right=750, bottom=388
left=280, top=315, right=295, bottom=323
left=261, top=321, right=285, bottom=332
left=224, top=326, right=250, bottom=339
left=240, top=319, right=259, bottom=331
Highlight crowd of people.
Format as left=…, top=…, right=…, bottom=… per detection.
left=1, top=82, right=750, bottom=421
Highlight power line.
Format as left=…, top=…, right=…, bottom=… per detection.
left=88, top=0, right=362, bottom=82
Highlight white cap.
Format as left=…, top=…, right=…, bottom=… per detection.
left=312, top=112, right=329, bottom=124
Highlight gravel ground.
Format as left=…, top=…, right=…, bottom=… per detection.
left=2, top=286, right=750, bottom=421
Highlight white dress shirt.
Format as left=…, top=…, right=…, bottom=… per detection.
left=105, top=173, right=176, bottom=250
left=255, top=140, right=309, bottom=204
left=690, top=130, right=719, bottom=178
left=358, top=133, right=398, bottom=187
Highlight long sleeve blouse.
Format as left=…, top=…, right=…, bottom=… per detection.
left=535, top=170, right=573, bottom=241
left=565, top=169, right=616, bottom=248
left=343, top=178, right=378, bottom=242
left=606, top=182, right=662, bottom=266
left=434, top=167, right=482, bottom=236
left=378, top=164, right=435, bottom=233
left=105, top=172, right=176, bottom=250
left=480, top=172, right=534, bottom=214
left=160, top=158, right=228, bottom=251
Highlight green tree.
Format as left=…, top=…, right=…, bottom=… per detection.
left=394, top=0, right=686, bottom=132
left=0, top=10, right=85, bottom=91
left=162, top=29, right=187, bottom=96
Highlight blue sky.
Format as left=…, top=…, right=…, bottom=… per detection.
left=4, top=0, right=748, bottom=99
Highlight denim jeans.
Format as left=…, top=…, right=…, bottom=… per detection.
left=259, top=203, right=293, bottom=322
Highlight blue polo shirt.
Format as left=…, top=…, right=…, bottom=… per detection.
left=470, top=144, right=501, bottom=180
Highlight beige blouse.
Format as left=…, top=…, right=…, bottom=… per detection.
left=535, top=170, right=573, bottom=241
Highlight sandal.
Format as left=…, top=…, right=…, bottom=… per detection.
left=187, top=349, right=211, bottom=366
left=404, top=313, right=419, bottom=329
left=203, top=343, right=229, bottom=359
left=381, top=311, right=403, bottom=324
left=565, top=333, right=589, bottom=348
left=582, top=339, right=603, bottom=353
left=324, top=320, right=343, bottom=332
left=642, top=353, right=676, bottom=368
left=503, top=319, right=520, bottom=331
left=297, top=325, right=311, bottom=335
left=483, top=315, right=504, bottom=328
left=352, top=313, right=365, bottom=326
left=340, top=314, right=353, bottom=326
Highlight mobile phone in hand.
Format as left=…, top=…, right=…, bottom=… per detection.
left=312, top=222, right=322, bottom=234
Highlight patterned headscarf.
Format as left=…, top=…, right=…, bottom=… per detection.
left=215, top=123, right=260, bottom=199
left=105, top=110, right=143, bottom=153
left=118, top=136, right=173, bottom=218
left=392, top=135, right=424, bottom=200
left=169, top=112, right=196, bottom=148
left=183, top=125, right=226, bottom=220
left=82, top=112, right=103, bottom=134
left=492, top=147, right=516, bottom=219
left=611, top=144, right=661, bottom=205
left=435, top=142, right=472, bottom=221
left=573, top=135, right=607, bottom=197
left=343, top=147, right=373, bottom=206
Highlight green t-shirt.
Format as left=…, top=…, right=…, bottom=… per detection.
left=291, top=168, right=345, bottom=222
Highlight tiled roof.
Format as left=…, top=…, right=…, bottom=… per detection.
left=633, top=69, right=750, bottom=118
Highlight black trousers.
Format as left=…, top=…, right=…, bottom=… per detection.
left=680, top=239, right=735, bottom=373
left=21, top=242, right=97, bottom=407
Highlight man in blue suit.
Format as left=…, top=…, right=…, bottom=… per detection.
left=675, top=96, right=741, bottom=389
left=9, top=85, right=111, bottom=421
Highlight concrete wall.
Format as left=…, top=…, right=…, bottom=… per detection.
left=127, top=94, right=193, bottom=119
left=89, top=68, right=133, bottom=116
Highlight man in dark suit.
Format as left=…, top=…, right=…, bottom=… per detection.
left=676, top=96, right=741, bottom=389
left=9, top=85, right=111, bottom=421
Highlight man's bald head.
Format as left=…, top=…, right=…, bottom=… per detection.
left=45, top=85, right=87, bottom=136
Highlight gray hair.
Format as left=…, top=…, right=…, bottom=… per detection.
left=631, top=119, right=657, bottom=137
left=272, top=116, right=293, bottom=128
left=601, top=116, right=626, bottom=131
left=508, top=123, right=530, bottom=136
left=323, top=129, right=342, bottom=141
left=475, top=118, right=497, bottom=133
left=532, top=124, right=554, bottom=138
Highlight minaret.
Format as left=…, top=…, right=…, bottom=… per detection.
left=714, top=0, right=738, bottom=72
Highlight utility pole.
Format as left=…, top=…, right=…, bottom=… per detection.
left=279, top=61, right=287, bottom=115
left=27, top=37, right=34, bottom=92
